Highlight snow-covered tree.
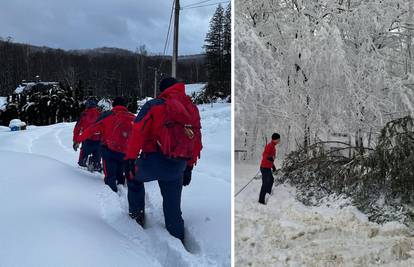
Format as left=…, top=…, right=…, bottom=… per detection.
left=204, top=4, right=231, bottom=97
left=235, top=0, right=414, bottom=160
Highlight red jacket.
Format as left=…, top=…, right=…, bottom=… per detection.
left=75, top=106, right=135, bottom=153
left=260, top=142, right=277, bottom=169
left=125, top=83, right=202, bottom=167
left=73, top=107, right=101, bottom=142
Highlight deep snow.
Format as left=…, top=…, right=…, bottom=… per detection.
left=235, top=162, right=414, bottom=267
left=0, top=103, right=230, bottom=267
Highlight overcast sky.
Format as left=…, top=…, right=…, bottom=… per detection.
left=0, top=0, right=227, bottom=55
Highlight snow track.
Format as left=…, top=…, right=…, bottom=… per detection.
left=0, top=104, right=230, bottom=266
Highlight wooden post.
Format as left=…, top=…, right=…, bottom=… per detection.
left=172, top=0, right=180, bottom=78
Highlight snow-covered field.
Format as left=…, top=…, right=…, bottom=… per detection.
left=235, top=162, right=414, bottom=267
left=0, top=103, right=230, bottom=267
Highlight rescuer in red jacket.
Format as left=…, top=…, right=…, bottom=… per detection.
left=124, top=77, right=202, bottom=241
left=259, top=133, right=280, bottom=204
left=73, top=98, right=102, bottom=170
left=75, top=97, right=136, bottom=195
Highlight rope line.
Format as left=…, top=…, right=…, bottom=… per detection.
left=158, top=0, right=175, bottom=72
left=234, top=170, right=260, bottom=197
left=181, top=1, right=229, bottom=10
left=181, top=0, right=215, bottom=9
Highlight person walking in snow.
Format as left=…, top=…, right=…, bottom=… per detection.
left=124, top=77, right=202, bottom=242
left=259, top=133, right=280, bottom=205
left=75, top=97, right=135, bottom=193
left=73, top=98, right=102, bottom=171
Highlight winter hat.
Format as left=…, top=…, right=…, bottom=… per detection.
left=85, top=98, right=97, bottom=108
left=159, top=77, right=177, bottom=92
left=112, top=96, right=127, bottom=107
left=272, top=133, right=280, bottom=140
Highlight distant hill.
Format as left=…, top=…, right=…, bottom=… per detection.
left=0, top=40, right=207, bottom=97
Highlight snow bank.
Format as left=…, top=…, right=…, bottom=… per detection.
left=235, top=162, right=414, bottom=266
left=0, top=103, right=230, bottom=266
left=9, top=119, right=26, bottom=129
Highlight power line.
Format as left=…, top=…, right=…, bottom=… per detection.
left=162, top=0, right=175, bottom=57
left=181, top=0, right=214, bottom=9
left=159, top=0, right=175, bottom=71
left=181, top=1, right=229, bottom=10
left=234, top=170, right=260, bottom=197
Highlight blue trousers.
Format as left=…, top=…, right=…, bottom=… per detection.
left=78, top=140, right=101, bottom=167
left=259, top=167, right=274, bottom=204
left=158, top=177, right=184, bottom=241
left=127, top=179, right=145, bottom=215
left=102, top=147, right=126, bottom=192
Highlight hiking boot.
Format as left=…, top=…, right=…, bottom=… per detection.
left=87, top=162, right=94, bottom=172
left=78, top=162, right=87, bottom=168
left=93, top=163, right=102, bottom=172
left=129, top=210, right=145, bottom=228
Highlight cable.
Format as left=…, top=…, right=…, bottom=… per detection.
left=182, top=1, right=229, bottom=10
left=159, top=0, right=175, bottom=71
left=162, top=0, right=175, bottom=57
left=181, top=0, right=214, bottom=9
left=234, top=170, right=260, bottom=197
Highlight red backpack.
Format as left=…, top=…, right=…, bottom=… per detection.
left=81, top=109, right=100, bottom=129
left=107, top=111, right=135, bottom=153
left=157, top=95, right=202, bottom=161
left=79, top=109, right=101, bottom=140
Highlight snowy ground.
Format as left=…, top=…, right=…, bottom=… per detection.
left=0, top=103, right=230, bottom=267
left=235, top=162, right=414, bottom=267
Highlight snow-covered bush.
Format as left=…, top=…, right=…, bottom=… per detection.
left=97, top=98, right=112, bottom=111
left=136, top=97, right=153, bottom=113
left=9, top=119, right=27, bottom=131
left=190, top=86, right=230, bottom=104
left=281, top=116, right=414, bottom=226
left=0, top=97, right=7, bottom=111
left=235, top=0, right=414, bottom=161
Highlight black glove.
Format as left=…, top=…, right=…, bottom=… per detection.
left=183, top=165, right=193, bottom=186
left=267, top=156, right=274, bottom=162
left=73, top=142, right=80, bottom=152
left=272, top=164, right=276, bottom=172
left=125, top=159, right=136, bottom=180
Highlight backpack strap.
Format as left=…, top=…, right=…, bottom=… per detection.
left=135, top=98, right=164, bottom=123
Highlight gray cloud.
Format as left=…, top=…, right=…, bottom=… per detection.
left=0, top=0, right=226, bottom=55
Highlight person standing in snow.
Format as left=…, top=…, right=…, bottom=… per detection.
left=124, top=77, right=202, bottom=241
left=259, top=133, right=280, bottom=205
left=73, top=98, right=102, bottom=170
left=75, top=97, right=135, bottom=193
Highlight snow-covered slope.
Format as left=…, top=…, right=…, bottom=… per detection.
left=0, top=103, right=230, bottom=266
left=235, top=162, right=414, bottom=267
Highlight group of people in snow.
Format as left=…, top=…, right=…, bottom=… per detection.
left=258, top=132, right=280, bottom=205
left=72, top=77, right=203, bottom=243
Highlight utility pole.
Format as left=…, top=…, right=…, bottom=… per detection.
left=154, top=68, right=158, bottom=98
left=172, top=0, right=180, bottom=78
